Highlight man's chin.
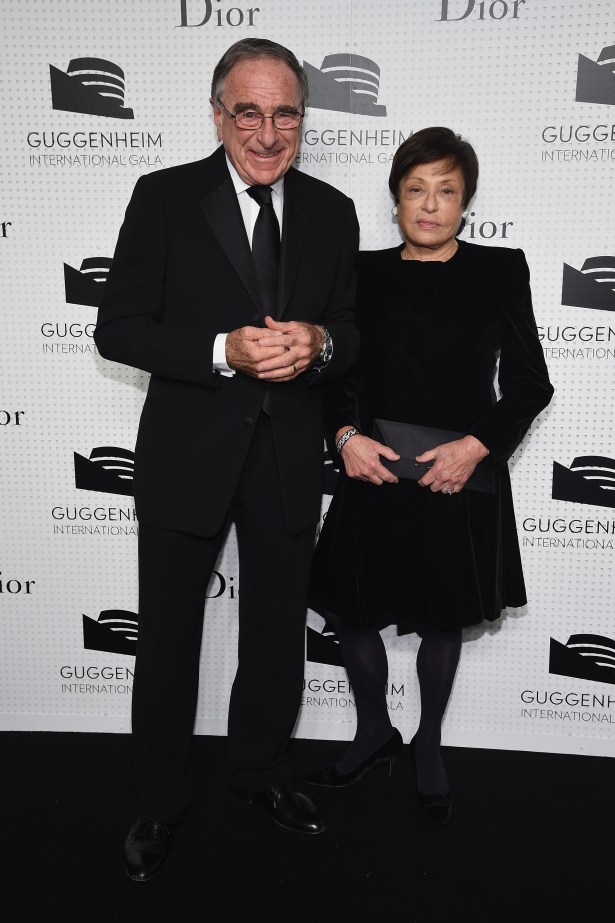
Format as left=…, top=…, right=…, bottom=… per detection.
left=244, top=152, right=292, bottom=185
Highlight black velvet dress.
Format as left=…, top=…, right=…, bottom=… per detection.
left=310, top=240, right=553, bottom=630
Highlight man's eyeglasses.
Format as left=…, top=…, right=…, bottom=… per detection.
left=216, top=98, right=304, bottom=131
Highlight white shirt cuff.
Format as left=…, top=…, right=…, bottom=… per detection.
left=213, top=333, right=235, bottom=377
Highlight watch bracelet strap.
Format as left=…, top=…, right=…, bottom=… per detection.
left=316, top=326, right=332, bottom=366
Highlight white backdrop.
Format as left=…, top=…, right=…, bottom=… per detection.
left=1, top=0, right=614, bottom=757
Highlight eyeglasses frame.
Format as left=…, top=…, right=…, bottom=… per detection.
left=215, top=97, right=304, bottom=131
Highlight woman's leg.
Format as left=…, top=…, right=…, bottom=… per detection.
left=413, top=625, right=462, bottom=795
left=326, top=613, right=395, bottom=774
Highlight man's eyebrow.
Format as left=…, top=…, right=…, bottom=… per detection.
left=231, top=101, right=301, bottom=113
left=231, top=101, right=262, bottom=113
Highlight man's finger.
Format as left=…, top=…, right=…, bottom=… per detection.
left=256, top=333, right=290, bottom=348
left=257, top=353, right=300, bottom=373
left=258, top=364, right=298, bottom=380
left=264, top=316, right=296, bottom=332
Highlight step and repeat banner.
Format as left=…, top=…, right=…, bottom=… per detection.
left=1, top=0, right=614, bottom=757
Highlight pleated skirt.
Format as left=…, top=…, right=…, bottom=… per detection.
left=309, top=470, right=526, bottom=630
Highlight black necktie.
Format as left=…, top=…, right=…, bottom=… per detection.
left=246, top=184, right=280, bottom=317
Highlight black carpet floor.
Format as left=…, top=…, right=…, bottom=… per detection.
left=1, top=732, right=612, bottom=922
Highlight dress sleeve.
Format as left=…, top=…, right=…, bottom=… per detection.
left=467, top=248, right=553, bottom=467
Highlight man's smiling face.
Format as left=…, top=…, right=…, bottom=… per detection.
left=212, top=57, right=302, bottom=186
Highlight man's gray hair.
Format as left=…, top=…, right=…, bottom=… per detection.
left=211, top=38, right=309, bottom=108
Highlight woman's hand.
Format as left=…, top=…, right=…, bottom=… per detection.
left=416, top=435, right=489, bottom=494
left=337, top=429, right=400, bottom=485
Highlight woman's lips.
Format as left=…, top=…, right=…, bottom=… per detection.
left=417, top=220, right=439, bottom=229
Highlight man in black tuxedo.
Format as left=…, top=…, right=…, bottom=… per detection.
left=94, top=38, right=359, bottom=881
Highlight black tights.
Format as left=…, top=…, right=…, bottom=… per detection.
left=327, top=614, right=462, bottom=794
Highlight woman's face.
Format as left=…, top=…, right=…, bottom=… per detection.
left=396, top=159, right=465, bottom=252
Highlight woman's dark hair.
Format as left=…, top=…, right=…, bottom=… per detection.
left=389, top=127, right=478, bottom=208
left=211, top=38, right=309, bottom=109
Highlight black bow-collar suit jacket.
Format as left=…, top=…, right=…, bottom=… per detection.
left=95, top=146, right=360, bottom=538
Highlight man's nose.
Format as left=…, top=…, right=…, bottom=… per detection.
left=258, top=117, right=278, bottom=146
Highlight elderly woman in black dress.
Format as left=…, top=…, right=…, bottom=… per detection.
left=307, top=127, right=553, bottom=823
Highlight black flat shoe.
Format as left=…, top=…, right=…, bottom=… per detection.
left=409, top=737, right=453, bottom=825
left=235, top=783, right=325, bottom=835
left=305, top=728, right=403, bottom=788
left=124, top=817, right=171, bottom=882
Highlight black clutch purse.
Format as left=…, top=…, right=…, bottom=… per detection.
left=372, top=418, right=495, bottom=494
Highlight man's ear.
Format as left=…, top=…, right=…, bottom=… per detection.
left=210, top=99, right=223, bottom=142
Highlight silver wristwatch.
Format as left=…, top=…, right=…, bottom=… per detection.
left=313, top=326, right=333, bottom=371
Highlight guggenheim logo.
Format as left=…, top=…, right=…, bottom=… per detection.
left=303, top=54, right=387, bottom=116
left=50, top=58, right=134, bottom=119
left=576, top=44, right=615, bottom=106
left=64, top=256, right=112, bottom=307
left=549, top=634, right=615, bottom=686
left=562, top=256, right=615, bottom=312
left=83, top=609, right=138, bottom=655
left=74, top=447, right=134, bottom=496
left=552, top=455, right=615, bottom=509
left=306, top=623, right=344, bottom=668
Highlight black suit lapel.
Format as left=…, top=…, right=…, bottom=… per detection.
left=199, top=152, right=312, bottom=320
left=199, top=149, right=261, bottom=313
left=278, top=169, right=311, bottom=319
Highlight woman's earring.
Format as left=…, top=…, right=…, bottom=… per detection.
left=391, top=205, right=398, bottom=217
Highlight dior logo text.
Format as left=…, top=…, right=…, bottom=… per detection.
left=177, top=0, right=260, bottom=27
left=460, top=213, right=513, bottom=239
left=0, top=572, right=35, bottom=594
left=0, top=410, right=25, bottom=425
left=206, top=572, right=237, bottom=599
left=438, top=0, right=526, bottom=21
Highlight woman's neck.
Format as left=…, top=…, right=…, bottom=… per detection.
left=401, top=238, right=459, bottom=262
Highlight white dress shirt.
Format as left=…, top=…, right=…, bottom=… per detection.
left=213, top=155, right=284, bottom=376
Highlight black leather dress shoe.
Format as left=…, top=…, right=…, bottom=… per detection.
left=236, top=783, right=325, bottom=835
left=124, top=817, right=171, bottom=882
